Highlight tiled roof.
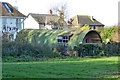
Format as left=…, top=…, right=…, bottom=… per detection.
left=77, top=15, right=94, bottom=25
left=71, top=15, right=104, bottom=26
left=0, top=2, right=26, bottom=17
left=30, top=13, right=59, bottom=24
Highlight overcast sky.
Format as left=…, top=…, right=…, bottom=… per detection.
left=0, top=0, right=120, bottom=27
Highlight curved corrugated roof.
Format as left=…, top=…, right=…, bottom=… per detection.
left=69, top=30, right=89, bottom=45
left=16, top=29, right=102, bottom=48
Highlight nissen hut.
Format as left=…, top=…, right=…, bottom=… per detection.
left=16, top=29, right=102, bottom=47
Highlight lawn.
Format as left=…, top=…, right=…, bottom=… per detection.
left=2, top=57, right=119, bottom=78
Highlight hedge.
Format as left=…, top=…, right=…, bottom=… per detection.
left=73, top=43, right=119, bottom=57
left=2, top=41, right=119, bottom=62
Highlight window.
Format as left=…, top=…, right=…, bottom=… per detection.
left=57, top=33, right=73, bottom=43
left=63, top=36, right=68, bottom=43
left=57, top=36, right=68, bottom=43
left=57, top=36, right=63, bottom=43
left=2, top=3, right=12, bottom=13
left=2, top=19, right=6, bottom=24
left=93, top=26, right=96, bottom=29
left=58, top=39, right=62, bottom=43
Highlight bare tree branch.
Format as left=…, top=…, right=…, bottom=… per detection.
left=51, top=2, right=69, bottom=20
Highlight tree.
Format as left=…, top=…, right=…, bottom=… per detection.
left=50, top=2, right=69, bottom=30
left=51, top=2, right=69, bottom=20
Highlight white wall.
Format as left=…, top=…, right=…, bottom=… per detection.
left=45, top=25, right=52, bottom=29
left=2, top=18, right=16, bottom=32
left=0, top=18, right=2, bottom=37
left=90, top=26, right=103, bottom=30
left=24, top=15, right=39, bottom=29
left=2, top=18, right=23, bottom=40
left=2, top=18, right=16, bottom=28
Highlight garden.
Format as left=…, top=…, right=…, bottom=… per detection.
left=1, top=26, right=120, bottom=78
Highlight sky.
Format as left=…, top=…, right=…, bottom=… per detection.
left=0, top=0, right=120, bottom=27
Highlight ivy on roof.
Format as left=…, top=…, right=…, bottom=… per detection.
left=16, top=29, right=97, bottom=48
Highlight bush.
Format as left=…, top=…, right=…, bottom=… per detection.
left=97, top=26, right=120, bottom=43
left=74, top=43, right=119, bottom=57
left=2, top=42, right=61, bottom=58
left=2, top=41, right=119, bottom=62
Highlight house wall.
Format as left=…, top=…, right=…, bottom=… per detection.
left=2, top=18, right=21, bottom=30
left=71, top=16, right=79, bottom=27
left=1, top=18, right=23, bottom=41
left=24, top=15, right=39, bottom=29
left=112, top=30, right=120, bottom=42
left=90, top=26, right=103, bottom=30
left=95, top=26, right=103, bottom=30
left=45, top=25, right=52, bottom=29
left=0, top=3, right=1, bottom=37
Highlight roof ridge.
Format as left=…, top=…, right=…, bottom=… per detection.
left=30, top=13, right=58, bottom=16
left=77, top=15, right=89, bottom=16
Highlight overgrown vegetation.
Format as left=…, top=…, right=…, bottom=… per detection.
left=2, top=26, right=120, bottom=62
left=97, top=26, right=120, bottom=43
left=2, top=41, right=119, bottom=62
left=15, top=29, right=93, bottom=47
left=74, top=43, right=119, bottom=57
left=79, top=24, right=91, bottom=30
left=2, top=41, right=62, bottom=62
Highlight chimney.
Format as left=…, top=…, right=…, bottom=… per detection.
left=14, top=0, right=18, bottom=10
left=59, top=11, right=64, bottom=18
left=49, top=9, right=52, bottom=15
left=91, top=16, right=95, bottom=21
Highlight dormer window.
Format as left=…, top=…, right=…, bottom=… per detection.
left=2, top=3, right=12, bottom=13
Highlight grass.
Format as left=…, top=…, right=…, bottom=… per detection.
left=2, top=57, right=119, bottom=78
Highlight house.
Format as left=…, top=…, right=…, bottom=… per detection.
left=24, top=10, right=67, bottom=30
left=0, top=2, right=27, bottom=41
left=67, top=15, right=104, bottom=29
left=16, top=29, right=102, bottom=48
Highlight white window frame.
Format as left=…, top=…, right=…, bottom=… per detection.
left=57, top=36, right=69, bottom=43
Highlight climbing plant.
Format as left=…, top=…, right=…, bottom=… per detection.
left=97, top=26, right=119, bottom=43
left=79, top=24, right=91, bottom=30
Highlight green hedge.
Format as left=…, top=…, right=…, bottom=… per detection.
left=2, top=41, right=119, bottom=62
left=2, top=42, right=61, bottom=58
left=74, top=43, right=119, bottom=57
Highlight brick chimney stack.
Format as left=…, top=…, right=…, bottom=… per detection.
left=49, top=9, right=52, bottom=15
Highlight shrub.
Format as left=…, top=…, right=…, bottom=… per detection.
left=74, top=43, right=119, bottom=57
left=2, top=41, right=119, bottom=62
left=2, top=42, right=61, bottom=58
left=97, top=26, right=120, bottom=43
